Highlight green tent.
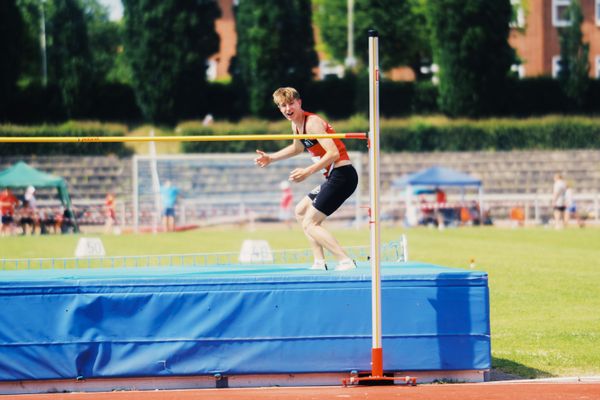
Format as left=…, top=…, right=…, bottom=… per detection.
left=0, top=161, right=79, bottom=232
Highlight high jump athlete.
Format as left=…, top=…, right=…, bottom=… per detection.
left=254, top=87, right=358, bottom=271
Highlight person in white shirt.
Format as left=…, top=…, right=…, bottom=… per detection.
left=552, top=173, right=567, bottom=229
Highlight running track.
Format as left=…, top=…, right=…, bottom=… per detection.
left=9, top=382, right=600, bottom=400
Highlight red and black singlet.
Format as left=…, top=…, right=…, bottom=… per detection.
left=295, top=112, right=350, bottom=177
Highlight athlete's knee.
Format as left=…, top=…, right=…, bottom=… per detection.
left=302, top=214, right=322, bottom=233
left=295, top=202, right=307, bottom=221
left=301, top=217, right=314, bottom=233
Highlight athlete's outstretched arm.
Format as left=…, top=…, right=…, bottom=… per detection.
left=255, top=140, right=304, bottom=168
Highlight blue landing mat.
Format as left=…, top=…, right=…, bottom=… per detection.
left=0, top=262, right=490, bottom=381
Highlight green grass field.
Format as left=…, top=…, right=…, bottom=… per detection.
left=1, top=225, right=599, bottom=379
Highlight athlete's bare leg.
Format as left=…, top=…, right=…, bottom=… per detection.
left=301, top=204, right=350, bottom=262
left=295, top=197, right=325, bottom=261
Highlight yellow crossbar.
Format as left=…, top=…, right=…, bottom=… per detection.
left=0, top=133, right=367, bottom=143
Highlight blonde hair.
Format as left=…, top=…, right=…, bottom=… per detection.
left=273, top=87, right=300, bottom=106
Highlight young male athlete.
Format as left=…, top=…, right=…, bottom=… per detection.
left=254, top=87, right=358, bottom=271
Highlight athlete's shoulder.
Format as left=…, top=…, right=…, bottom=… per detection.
left=305, top=112, right=330, bottom=133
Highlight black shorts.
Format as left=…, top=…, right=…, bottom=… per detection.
left=307, top=165, right=358, bottom=216
left=1, top=215, right=13, bottom=224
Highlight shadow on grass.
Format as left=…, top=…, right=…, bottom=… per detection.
left=492, top=357, right=555, bottom=380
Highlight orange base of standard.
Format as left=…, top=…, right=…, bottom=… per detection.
left=342, top=375, right=417, bottom=387
left=340, top=348, right=417, bottom=386
left=372, top=348, right=383, bottom=377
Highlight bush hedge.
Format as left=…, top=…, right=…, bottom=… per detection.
left=179, top=119, right=292, bottom=153
left=179, top=115, right=600, bottom=153
left=0, top=122, right=133, bottom=156
left=2, top=117, right=599, bottom=156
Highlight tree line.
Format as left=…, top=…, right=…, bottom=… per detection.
left=0, top=0, right=592, bottom=125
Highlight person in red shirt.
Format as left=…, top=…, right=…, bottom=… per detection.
left=278, top=181, right=294, bottom=229
left=0, top=188, right=18, bottom=236
left=104, top=192, right=117, bottom=234
left=435, top=187, right=447, bottom=229
left=255, top=87, right=358, bottom=271
left=435, top=187, right=447, bottom=204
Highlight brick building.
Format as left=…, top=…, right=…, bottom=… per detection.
left=509, top=0, right=600, bottom=78
left=208, top=0, right=337, bottom=81
left=210, top=0, right=600, bottom=81
left=208, top=0, right=236, bottom=81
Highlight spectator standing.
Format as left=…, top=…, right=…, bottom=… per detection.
left=0, top=188, right=18, bottom=236
left=160, top=181, right=180, bottom=232
left=435, top=187, right=447, bottom=204
left=104, top=192, right=117, bottom=234
left=565, top=182, right=583, bottom=228
left=434, top=187, right=447, bottom=229
left=552, top=173, right=567, bottom=229
left=278, top=180, right=294, bottom=229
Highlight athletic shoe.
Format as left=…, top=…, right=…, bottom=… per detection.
left=335, top=259, right=357, bottom=271
left=310, top=259, right=328, bottom=270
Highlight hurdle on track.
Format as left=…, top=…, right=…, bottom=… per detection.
left=0, top=31, right=386, bottom=380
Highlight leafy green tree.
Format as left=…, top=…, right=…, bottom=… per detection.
left=233, top=0, right=318, bottom=118
left=313, top=0, right=430, bottom=75
left=427, top=0, right=515, bottom=117
left=14, top=0, right=44, bottom=85
left=105, top=21, right=133, bottom=84
left=47, top=0, right=94, bottom=117
left=558, top=0, right=589, bottom=108
left=17, top=0, right=126, bottom=86
left=0, top=0, right=24, bottom=119
left=123, top=0, right=220, bottom=124
left=80, top=0, right=127, bottom=83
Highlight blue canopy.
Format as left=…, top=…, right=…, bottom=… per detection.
left=392, top=166, right=482, bottom=188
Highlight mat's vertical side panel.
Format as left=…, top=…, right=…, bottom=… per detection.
left=380, top=273, right=491, bottom=370
left=0, top=268, right=490, bottom=381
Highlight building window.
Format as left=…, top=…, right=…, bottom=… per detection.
left=552, top=56, right=562, bottom=78
left=511, top=63, right=525, bottom=78
left=552, top=0, right=571, bottom=27
left=510, top=0, right=525, bottom=28
left=595, top=56, right=600, bottom=78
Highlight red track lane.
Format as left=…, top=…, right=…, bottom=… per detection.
left=7, top=383, right=600, bottom=400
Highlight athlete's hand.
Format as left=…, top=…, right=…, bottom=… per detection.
left=289, top=168, right=310, bottom=183
left=254, top=150, right=271, bottom=168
